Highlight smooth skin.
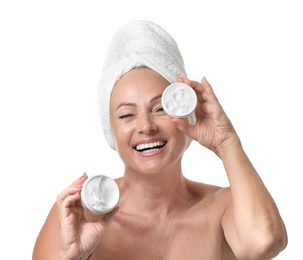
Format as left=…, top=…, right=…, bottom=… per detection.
left=33, top=68, right=287, bottom=260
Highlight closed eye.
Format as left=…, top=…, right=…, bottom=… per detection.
left=119, top=114, right=134, bottom=119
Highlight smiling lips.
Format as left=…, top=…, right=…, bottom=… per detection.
left=134, top=141, right=167, bottom=153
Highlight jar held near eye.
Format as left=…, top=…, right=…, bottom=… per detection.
left=162, top=83, right=197, bottom=125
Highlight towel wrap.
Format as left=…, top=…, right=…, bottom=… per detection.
left=99, top=20, right=187, bottom=150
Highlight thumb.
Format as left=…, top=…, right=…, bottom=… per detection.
left=101, top=207, right=119, bottom=224
left=172, top=118, right=195, bottom=137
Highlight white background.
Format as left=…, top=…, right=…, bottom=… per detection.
left=1, top=1, right=302, bottom=259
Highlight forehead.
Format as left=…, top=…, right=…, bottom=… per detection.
left=111, top=67, right=170, bottom=101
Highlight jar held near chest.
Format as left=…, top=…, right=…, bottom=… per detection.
left=81, top=175, right=120, bottom=222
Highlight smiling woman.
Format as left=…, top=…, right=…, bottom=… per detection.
left=32, top=20, right=288, bottom=260
left=110, top=68, right=189, bottom=176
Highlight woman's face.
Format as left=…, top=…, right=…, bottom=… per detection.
left=110, top=67, right=190, bottom=175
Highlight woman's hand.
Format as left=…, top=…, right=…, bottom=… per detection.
left=173, top=76, right=238, bottom=157
left=57, top=173, right=118, bottom=260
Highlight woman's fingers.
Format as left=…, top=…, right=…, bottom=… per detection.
left=60, top=186, right=81, bottom=208
left=179, top=76, right=216, bottom=98
left=57, top=173, right=87, bottom=201
left=172, top=117, right=195, bottom=138
left=57, top=173, right=88, bottom=213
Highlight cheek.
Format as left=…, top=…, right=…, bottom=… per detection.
left=177, top=132, right=190, bottom=150
left=111, top=120, right=134, bottom=149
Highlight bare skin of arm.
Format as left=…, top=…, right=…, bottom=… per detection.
left=220, top=137, right=287, bottom=259
left=33, top=73, right=287, bottom=260
left=33, top=174, right=118, bottom=260
left=175, top=76, right=288, bottom=259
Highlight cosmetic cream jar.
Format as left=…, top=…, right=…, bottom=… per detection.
left=81, top=175, right=119, bottom=215
left=162, top=83, right=197, bottom=125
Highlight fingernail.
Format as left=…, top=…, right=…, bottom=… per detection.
left=172, top=118, right=180, bottom=125
left=78, top=172, right=86, bottom=180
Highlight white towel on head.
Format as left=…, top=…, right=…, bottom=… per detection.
left=99, top=20, right=187, bottom=150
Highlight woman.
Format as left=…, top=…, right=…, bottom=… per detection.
left=33, top=20, right=287, bottom=260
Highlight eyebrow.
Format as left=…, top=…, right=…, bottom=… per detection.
left=116, top=102, right=136, bottom=111
left=116, top=94, right=162, bottom=111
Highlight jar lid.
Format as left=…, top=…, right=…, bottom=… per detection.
left=81, top=175, right=119, bottom=215
left=162, top=83, right=197, bottom=119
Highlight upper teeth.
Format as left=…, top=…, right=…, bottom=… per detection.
left=136, top=141, right=165, bottom=151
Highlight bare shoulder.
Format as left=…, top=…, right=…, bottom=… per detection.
left=33, top=202, right=60, bottom=259
left=185, top=178, right=231, bottom=199
left=184, top=178, right=232, bottom=214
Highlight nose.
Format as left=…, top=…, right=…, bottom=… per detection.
left=137, top=112, right=158, bottom=134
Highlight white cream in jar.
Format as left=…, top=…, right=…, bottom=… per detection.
left=81, top=175, right=119, bottom=215
left=162, top=83, right=197, bottom=125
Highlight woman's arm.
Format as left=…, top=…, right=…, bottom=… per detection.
left=33, top=203, right=63, bottom=259
left=219, top=135, right=287, bottom=259
left=32, top=173, right=118, bottom=260
left=174, top=76, right=288, bottom=259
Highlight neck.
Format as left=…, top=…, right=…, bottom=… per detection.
left=118, top=168, right=189, bottom=218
